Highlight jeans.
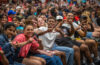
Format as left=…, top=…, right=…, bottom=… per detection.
left=34, top=54, right=63, bottom=65
left=9, top=62, right=24, bottom=65
left=52, top=44, right=74, bottom=65
left=86, top=32, right=92, bottom=38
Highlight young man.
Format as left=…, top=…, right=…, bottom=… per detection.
left=36, top=16, right=74, bottom=65
left=59, top=12, right=96, bottom=65
left=0, top=22, right=16, bottom=64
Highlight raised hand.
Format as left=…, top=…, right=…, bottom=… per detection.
left=28, top=37, right=33, bottom=43
left=47, top=28, right=53, bottom=32
left=0, top=50, right=4, bottom=56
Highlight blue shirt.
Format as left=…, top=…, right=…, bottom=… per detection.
left=67, top=0, right=71, bottom=3
left=82, top=0, right=87, bottom=3
left=16, top=26, right=24, bottom=30
left=0, top=34, right=15, bottom=64
left=86, top=32, right=92, bottom=38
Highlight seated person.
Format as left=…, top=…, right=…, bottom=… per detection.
left=55, top=13, right=95, bottom=65
left=12, top=23, right=63, bottom=65
left=34, top=17, right=74, bottom=65
left=0, top=22, right=46, bottom=65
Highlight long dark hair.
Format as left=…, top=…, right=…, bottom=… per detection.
left=24, top=24, right=33, bottom=31
left=0, top=22, right=3, bottom=34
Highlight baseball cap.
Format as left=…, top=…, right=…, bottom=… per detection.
left=56, top=15, right=63, bottom=20
left=16, top=6, right=21, bottom=9
left=8, top=10, right=16, bottom=15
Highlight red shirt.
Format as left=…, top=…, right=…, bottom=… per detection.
left=0, top=47, right=2, bottom=61
left=75, top=16, right=80, bottom=21
left=63, top=17, right=67, bottom=20
left=8, top=16, right=13, bottom=22
left=13, top=34, right=39, bottom=57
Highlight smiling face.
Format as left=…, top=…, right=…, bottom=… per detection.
left=4, top=26, right=16, bottom=38
left=32, top=19, right=37, bottom=28
left=24, top=25, right=34, bottom=38
left=47, top=18, right=56, bottom=28
left=37, top=18, right=45, bottom=27
left=67, top=13, right=74, bottom=23
left=1, top=18, right=7, bottom=24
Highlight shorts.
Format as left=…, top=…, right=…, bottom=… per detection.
left=86, top=32, right=92, bottom=38
left=55, top=37, right=81, bottom=47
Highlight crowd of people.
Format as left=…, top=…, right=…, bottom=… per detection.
left=0, top=0, right=100, bottom=65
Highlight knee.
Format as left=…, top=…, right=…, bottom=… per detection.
left=23, top=58, right=42, bottom=65
left=37, top=57, right=46, bottom=65
left=77, top=40, right=85, bottom=44
left=30, top=56, right=46, bottom=65
left=33, top=60, right=43, bottom=65
left=80, top=44, right=89, bottom=51
left=73, top=45, right=80, bottom=52
left=89, top=40, right=96, bottom=46
left=85, top=39, right=96, bottom=46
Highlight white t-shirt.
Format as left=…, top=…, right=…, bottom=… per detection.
left=38, top=26, right=60, bottom=50
left=41, top=0, right=46, bottom=3
left=62, top=22, right=81, bottom=30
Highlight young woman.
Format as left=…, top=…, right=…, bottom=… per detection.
left=0, top=22, right=45, bottom=65
left=12, top=24, right=63, bottom=65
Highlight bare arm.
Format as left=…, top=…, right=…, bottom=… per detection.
left=77, top=30, right=86, bottom=37
left=94, top=28, right=100, bottom=32
left=34, top=28, right=53, bottom=36
left=12, top=38, right=33, bottom=48
left=37, top=50, right=53, bottom=57
left=79, top=24, right=87, bottom=37
left=74, top=24, right=87, bottom=37
left=69, top=23, right=75, bottom=36
left=0, top=50, right=9, bottom=65
left=37, top=39, right=43, bottom=50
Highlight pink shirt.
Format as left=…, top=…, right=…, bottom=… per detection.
left=13, top=34, right=39, bottom=57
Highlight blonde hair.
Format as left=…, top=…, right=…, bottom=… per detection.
left=82, top=11, right=91, bottom=23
